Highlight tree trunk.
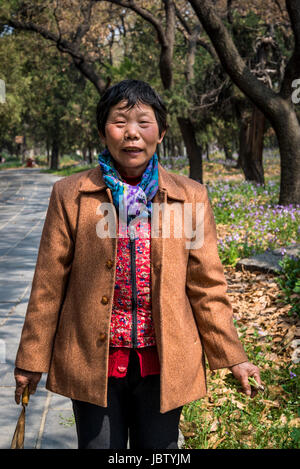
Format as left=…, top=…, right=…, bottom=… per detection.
left=188, top=0, right=300, bottom=205
left=156, top=143, right=161, bottom=161
left=206, top=143, right=210, bottom=160
left=177, top=117, right=203, bottom=182
left=82, top=148, right=88, bottom=162
left=88, top=146, right=93, bottom=164
left=223, top=144, right=233, bottom=160
left=21, top=136, right=26, bottom=164
left=171, top=136, right=175, bottom=157
left=273, top=106, right=300, bottom=205
left=163, top=138, right=167, bottom=159
left=167, top=137, right=171, bottom=158
left=50, top=137, right=59, bottom=170
left=46, top=138, right=50, bottom=165
left=237, top=106, right=265, bottom=184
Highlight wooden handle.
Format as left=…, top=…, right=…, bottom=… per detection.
left=22, top=385, right=29, bottom=406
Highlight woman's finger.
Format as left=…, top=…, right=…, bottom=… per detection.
left=240, top=374, right=251, bottom=396
left=15, top=383, right=26, bottom=404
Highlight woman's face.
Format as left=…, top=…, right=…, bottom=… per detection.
left=100, top=100, right=166, bottom=177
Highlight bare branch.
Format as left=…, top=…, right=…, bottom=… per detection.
left=188, top=0, right=280, bottom=120
left=274, top=0, right=284, bottom=16
left=7, top=18, right=107, bottom=95
left=73, top=0, right=97, bottom=48
left=174, top=3, right=191, bottom=35
left=196, top=37, right=218, bottom=59
left=190, top=81, right=227, bottom=110
left=101, top=0, right=175, bottom=89
left=97, top=0, right=167, bottom=45
left=53, top=0, right=62, bottom=39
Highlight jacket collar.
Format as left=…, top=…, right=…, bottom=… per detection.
left=78, top=163, right=185, bottom=201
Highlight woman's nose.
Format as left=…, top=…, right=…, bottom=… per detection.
left=124, top=123, right=139, bottom=139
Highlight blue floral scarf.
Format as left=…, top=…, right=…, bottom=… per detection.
left=98, top=148, right=159, bottom=225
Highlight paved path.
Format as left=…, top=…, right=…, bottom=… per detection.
left=0, top=168, right=77, bottom=449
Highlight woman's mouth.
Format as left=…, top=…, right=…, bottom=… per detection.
left=122, top=147, right=143, bottom=155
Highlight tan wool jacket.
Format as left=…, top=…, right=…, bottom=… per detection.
left=15, top=163, right=248, bottom=413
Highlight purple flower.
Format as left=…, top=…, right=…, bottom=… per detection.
left=290, top=371, right=297, bottom=379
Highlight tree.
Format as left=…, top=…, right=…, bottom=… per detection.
left=2, top=0, right=212, bottom=180
left=188, top=0, right=300, bottom=205
left=2, top=0, right=299, bottom=202
left=1, top=0, right=111, bottom=94
left=0, top=25, right=101, bottom=168
left=0, top=30, right=32, bottom=157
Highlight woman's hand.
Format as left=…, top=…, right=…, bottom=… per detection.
left=228, top=361, right=262, bottom=398
left=14, top=367, right=42, bottom=404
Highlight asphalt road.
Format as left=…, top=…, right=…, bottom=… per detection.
left=0, top=168, right=77, bottom=449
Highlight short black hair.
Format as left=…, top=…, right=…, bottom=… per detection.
left=96, top=79, right=168, bottom=138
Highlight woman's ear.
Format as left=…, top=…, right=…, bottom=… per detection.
left=158, top=129, right=167, bottom=144
left=98, top=130, right=106, bottom=145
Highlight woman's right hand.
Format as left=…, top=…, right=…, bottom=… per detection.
left=14, top=367, right=42, bottom=404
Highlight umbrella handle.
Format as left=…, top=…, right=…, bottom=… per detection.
left=22, top=385, right=30, bottom=406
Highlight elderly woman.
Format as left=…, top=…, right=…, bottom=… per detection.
left=14, top=79, right=261, bottom=449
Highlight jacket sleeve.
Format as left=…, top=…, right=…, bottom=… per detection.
left=186, top=185, right=248, bottom=370
left=15, top=181, right=74, bottom=372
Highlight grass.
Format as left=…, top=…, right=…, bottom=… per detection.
left=41, top=153, right=98, bottom=177
left=0, top=153, right=96, bottom=174
left=208, top=179, right=299, bottom=266
left=181, top=340, right=300, bottom=449
left=177, top=150, right=300, bottom=449
left=0, top=158, right=24, bottom=170
left=42, top=163, right=97, bottom=177
left=171, top=149, right=299, bottom=268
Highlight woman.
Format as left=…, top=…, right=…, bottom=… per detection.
left=14, top=79, right=261, bottom=449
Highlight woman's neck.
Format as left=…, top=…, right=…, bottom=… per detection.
left=121, top=173, right=142, bottom=186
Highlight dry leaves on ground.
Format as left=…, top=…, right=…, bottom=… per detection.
left=224, top=265, right=300, bottom=356
left=181, top=264, right=299, bottom=448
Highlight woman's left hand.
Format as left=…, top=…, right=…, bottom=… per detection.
left=228, top=361, right=262, bottom=398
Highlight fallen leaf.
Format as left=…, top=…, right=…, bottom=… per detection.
left=183, top=431, right=196, bottom=438
left=262, top=399, right=281, bottom=408
left=212, top=436, right=227, bottom=449
left=279, top=414, right=287, bottom=425
left=288, top=418, right=300, bottom=428
left=209, top=420, right=219, bottom=432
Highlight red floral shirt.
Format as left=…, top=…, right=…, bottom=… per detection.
left=108, top=172, right=160, bottom=377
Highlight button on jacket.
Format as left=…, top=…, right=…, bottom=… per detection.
left=15, top=163, right=248, bottom=413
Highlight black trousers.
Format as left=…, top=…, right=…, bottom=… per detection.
left=72, top=349, right=182, bottom=449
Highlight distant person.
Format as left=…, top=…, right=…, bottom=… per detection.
left=14, top=79, right=261, bottom=449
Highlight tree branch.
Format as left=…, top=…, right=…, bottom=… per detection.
left=73, top=0, right=97, bottom=48
left=7, top=18, right=107, bottom=95
left=196, top=37, right=218, bottom=60
left=188, top=0, right=281, bottom=120
left=174, top=3, right=191, bottom=35
left=97, top=0, right=167, bottom=45
left=101, top=0, right=175, bottom=89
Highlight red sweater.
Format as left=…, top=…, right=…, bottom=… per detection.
left=108, top=172, right=160, bottom=378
